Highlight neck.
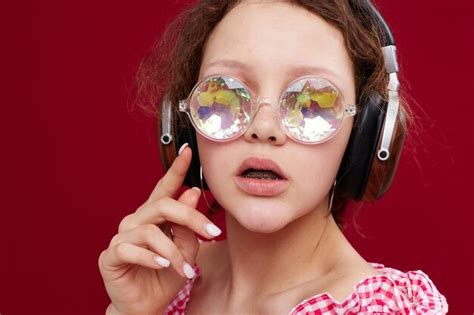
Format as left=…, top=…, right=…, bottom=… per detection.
left=217, top=200, right=347, bottom=306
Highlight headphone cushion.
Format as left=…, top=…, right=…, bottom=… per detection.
left=336, top=91, right=386, bottom=200
left=174, top=114, right=204, bottom=188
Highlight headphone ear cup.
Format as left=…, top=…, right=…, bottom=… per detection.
left=173, top=112, right=206, bottom=188
left=336, top=90, right=407, bottom=201
left=156, top=98, right=207, bottom=189
left=336, top=91, right=387, bottom=200
left=362, top=98, right=407, bottom=201
left=156, top=97, right=177, bottom=173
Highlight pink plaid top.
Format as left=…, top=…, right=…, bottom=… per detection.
left=164, top=262, right=448, bottom=314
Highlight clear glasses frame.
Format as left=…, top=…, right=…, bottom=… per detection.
left=178, top=74, right=357, bottom=145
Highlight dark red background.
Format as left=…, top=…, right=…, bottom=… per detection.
left=1, top=1, right=472, bottom=314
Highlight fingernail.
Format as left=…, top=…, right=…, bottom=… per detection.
left=182, top=262, right=195, bottom=279
left=178, top=143, right=189, bottom=156
left=205, top=222, right=222, bottom=237
left=154, top=255, right=170, bottom=267
left=191, top=187, right=201, bottom=194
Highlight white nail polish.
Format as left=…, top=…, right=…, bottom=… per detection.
left=182, top=262, right=195, bottom=279
left=205, top=223, right=222, bottom=237
left=178, top=143, right=189, bottom=156
left=154, top=256, right=170, bottom=267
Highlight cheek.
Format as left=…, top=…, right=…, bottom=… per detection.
left=290, top=146, right=340, bottom=207
left=196, top=135, right=230, bottom=185
left=292, top=119, right=353, bottom=196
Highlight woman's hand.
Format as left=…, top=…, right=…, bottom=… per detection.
left=98, top=144, right=221, bottom=315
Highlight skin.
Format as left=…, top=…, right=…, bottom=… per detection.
left=98, top=1, right=380, bottom=314
left=197, top=1, right=354, bottom=235
left=190, top=1, right=380, bottom=313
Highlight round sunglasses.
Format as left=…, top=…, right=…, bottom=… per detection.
left=179, top=74, right=357, bottom=144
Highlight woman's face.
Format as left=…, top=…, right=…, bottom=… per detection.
left=196, top=1, right=356, bottom=233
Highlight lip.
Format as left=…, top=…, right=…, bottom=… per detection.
left=234, top=176, right=289, bottom=196
left=236, top=157, right=288, bottom=180
left=234, top=157, right=289, bottom=197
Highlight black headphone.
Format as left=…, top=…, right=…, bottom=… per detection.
left=157, top=0, right=406, bottom=203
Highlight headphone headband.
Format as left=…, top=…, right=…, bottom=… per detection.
left=360, top=0, right=395, bottom=46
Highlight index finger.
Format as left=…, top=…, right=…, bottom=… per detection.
left=148, top=143, right=192, bottom=202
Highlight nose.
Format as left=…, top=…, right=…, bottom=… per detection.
left=242, top=99, right=287, bottom=145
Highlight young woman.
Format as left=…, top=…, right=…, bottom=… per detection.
left=98, top=1, right=449, bottom=314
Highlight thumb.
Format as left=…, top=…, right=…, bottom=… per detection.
left=171, top=187, right=202, bottom=266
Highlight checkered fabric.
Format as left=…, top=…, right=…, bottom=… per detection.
left=164, top=262, right=448, bottom=314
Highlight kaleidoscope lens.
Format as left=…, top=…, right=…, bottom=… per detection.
left=189, top=76, right=252, bottom=140
left=280, top=77, right=344, bottom=143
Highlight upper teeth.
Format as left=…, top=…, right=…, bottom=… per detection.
left=242, top=169, right=280, bottom=180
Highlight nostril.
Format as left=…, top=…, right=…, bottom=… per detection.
left=269, top=136, right=276, bottom=142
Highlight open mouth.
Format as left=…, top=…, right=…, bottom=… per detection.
left=240, top=169, right=282, bottom=180
left=235, top=162, right=289, bottom=196
left=237, top=157, right=288, bottom=181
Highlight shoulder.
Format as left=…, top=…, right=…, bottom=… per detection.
left=290, top=262, right=449, bottom=314
left=322, top=259, right=382, bottom=302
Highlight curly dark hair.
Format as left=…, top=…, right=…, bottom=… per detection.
left=134, top=0, right=416, bottom=231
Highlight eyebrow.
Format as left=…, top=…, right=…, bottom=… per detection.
left=202, top=59, right=343, bottom=85
left=204, top=59, right=252, bottom=73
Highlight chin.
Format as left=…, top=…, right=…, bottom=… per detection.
left=229, top=200, right=294, bottom=234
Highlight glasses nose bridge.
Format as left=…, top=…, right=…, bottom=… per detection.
left=253, top=96, right=280, bottom=117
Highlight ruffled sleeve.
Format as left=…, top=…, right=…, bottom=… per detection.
left=290, top=262, right=449, bottom=314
